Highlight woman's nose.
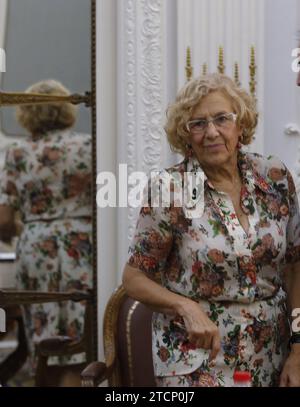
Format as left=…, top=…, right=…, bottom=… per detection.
left=205, top=121, right=219, bottom=137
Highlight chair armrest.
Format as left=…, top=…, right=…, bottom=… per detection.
left=81, top=361, right=109, bottom=387
left=37, top=336, right=84, bottom=357
left=0, top=289, right=92, bottom=306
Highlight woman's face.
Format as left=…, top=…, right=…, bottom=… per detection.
left=188, top=91, right=242, bottom=168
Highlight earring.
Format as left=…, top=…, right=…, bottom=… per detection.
left=185, top=143, right=193, bottom=158
left=237, top=134, right=244, bottom=149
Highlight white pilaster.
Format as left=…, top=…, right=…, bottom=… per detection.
left=97, top=0, right=177, bottom=362
left=117, top=0, right=174, bottom=282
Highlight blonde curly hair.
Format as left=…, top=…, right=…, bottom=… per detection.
left=16, top=79, right=77, bottom=135
left=164, top=73, right=258, bottom=156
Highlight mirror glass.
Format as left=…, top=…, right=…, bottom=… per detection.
left=0, top=0, right=93, bottom=387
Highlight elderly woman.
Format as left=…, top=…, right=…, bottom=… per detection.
left=0, top=80, right=92, bottom=378
left=122, top=73, right=300, bottom=387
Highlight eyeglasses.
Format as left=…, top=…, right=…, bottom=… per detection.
left=186, top=113, right=237, bottom=135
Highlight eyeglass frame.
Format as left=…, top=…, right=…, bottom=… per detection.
left=186, top=112, right=238, bottom=134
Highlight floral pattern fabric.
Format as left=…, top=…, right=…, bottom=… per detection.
left=0, top=130, right=91, bottom=219
left=155, top=290, right=289, bottom=387
left=0, top=129, right=92, bottom=370
left=128, top=150, right=300, bottom=386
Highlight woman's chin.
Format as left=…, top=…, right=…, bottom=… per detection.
left=199, top=152, right=231, bottom=167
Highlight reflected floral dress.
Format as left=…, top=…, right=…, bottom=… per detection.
left=0, top=129, right=93, bottom=373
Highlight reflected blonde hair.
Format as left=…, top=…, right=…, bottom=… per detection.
left=16, top=79, right=77, bottom=135
left=164, top=73, right=258, bottom=156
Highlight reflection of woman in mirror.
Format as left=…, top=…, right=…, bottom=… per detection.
left=0, top=80, right=92, bottom=378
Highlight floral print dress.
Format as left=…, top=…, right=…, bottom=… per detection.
left=128, top=150, right=300, bottom=387
left=0, top=129, right=92, bottom=372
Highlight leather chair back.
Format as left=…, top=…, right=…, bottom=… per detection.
left=115, top=296, right=156, bottom=387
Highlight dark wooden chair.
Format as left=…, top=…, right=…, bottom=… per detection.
left=0, top=289, right=94, bottom=386
left=81, top=285, right=156, bottom=387
left=0, top=304, right=28, bottom=384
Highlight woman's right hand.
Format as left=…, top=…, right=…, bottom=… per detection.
left=122, top=264, right=221, bottom=361
left=176, top=298, right=221, bottom=361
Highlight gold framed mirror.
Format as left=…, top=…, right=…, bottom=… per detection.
left=0, top=0, right=97, bottom=386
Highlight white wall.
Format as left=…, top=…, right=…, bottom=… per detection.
left=264, top=0, right=300, bottom=181
left=177, top=0, right=265, bottom=154
left=97, top=0, right=118, bottom=361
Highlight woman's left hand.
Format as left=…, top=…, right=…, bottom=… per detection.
left=280, top=345, right=300, bottom=387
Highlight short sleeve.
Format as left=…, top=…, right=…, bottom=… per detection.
left=285, top=169, right=300, bottom=264
left=127, top=176, right=173, bottom=277
left=0, top=146, right=21, bottom=209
